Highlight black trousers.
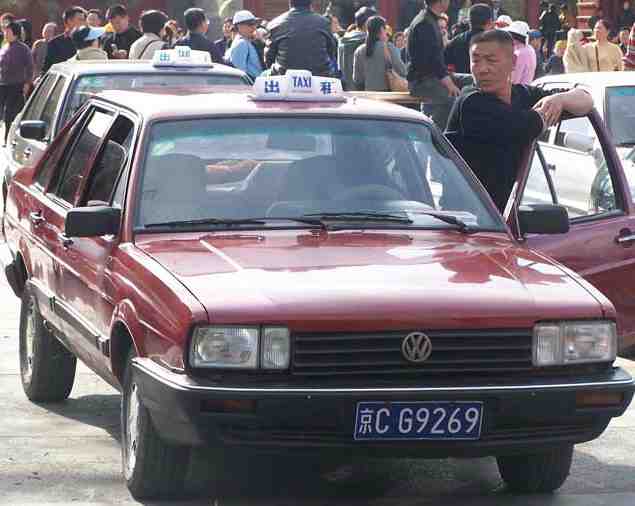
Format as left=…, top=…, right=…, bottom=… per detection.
left=0, top=83, right=25, bottom=143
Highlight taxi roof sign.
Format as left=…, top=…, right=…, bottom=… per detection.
left=153, top=46, right=213, bottom=68
left=254, top=70, right=345, bottom=102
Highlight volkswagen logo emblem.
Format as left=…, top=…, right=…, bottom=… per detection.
left=402, top=332, right=432, bottom=363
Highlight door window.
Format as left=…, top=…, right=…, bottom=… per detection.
left=83, top=116, right=135, bottom=206
left=521, top=148, right=556, bottom=206
left=540, top=116, right=617, bottom=219
left=21, top=75, right=56, bottom=122
left=51, top=109, right=113, bottom=205
left=39, top=77, right=67, bottom=140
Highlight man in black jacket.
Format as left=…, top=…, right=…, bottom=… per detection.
left=266, top=0, right=337, bottom=77
left=176, top=7, right=222, bottom=63
left=444, top=4, right=493, bottom=74
left=408, top=0, right=470, bottom=128
left=42, top=6, right=85, bottom=74
left=101, top=5, right=141, bottom=59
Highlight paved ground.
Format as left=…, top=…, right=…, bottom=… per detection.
left=1, top=269, right=635, bottom=505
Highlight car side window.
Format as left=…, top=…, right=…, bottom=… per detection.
left=39, top=77, right=67, bottom=140
left=51, top=109, right=113, bottom=205
left=83, top=116, right=135, bottom=207
left=521, top=147, right=556, bottom=206
left=22, top=75, right=56, bottom=123
left=540, top=116, right=617, bottom=219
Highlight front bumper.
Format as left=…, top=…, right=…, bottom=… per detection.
left=133, top=358, right=634, bottom=457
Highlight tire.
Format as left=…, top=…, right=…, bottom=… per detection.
left=121, top=349, right=191, bottom=499
left=497, top=444, right=574, bottom=494
left=19, top=284, right=77, bottom=402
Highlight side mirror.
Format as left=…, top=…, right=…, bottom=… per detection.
left=563, top=132, right=594, bottom=153
left=19, top=120, right=47, bottom=142
left=518, top=204, right=569, bottom=235
left=65, top=206, right=120, bottom=238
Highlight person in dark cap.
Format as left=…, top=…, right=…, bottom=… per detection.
left=266, top=0, right=337, bottom=77
left=337, top=5, right=376, bottom=89
left=444, top=3, right=493, bottom=74
left=101, top=4, right=141, bottom=59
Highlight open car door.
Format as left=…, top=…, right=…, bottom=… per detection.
left=508, top=109, right=635, bottom=354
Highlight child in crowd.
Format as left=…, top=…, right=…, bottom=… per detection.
left=545, top=39, right=566, bottom=74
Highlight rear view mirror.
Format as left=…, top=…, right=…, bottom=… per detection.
left=65, top=206, right=120, bottom=238
left=19, top=120, right=47, bottom=142
left=563, top=132, right=594, bottom=153
left=518, top=204, right=569, bottom=235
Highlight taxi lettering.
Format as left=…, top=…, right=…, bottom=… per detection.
left=292, top=76, right=312, bottom=88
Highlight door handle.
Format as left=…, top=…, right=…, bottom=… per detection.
left=29, top=211, right=45, bottom=226
left=58, top=233, right=73, bottom=248
left=23, top=147, right=33, bottom=160
left=616, top=233, right=635, bottom=245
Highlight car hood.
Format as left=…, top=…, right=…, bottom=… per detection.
left=136, top=230, right=605, bottom=331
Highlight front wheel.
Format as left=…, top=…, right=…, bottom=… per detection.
left=497, top=444, right=574, bottom=494
left=121, top=349, right=191, bottom=499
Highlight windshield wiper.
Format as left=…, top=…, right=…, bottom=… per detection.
left=615, top=141, right=635, bottom=148
left=303, top=211, right=413, bottom=224
left=144, top=217, right=326, bottom=229
left=145, top=217, right=267, bottom=228
left=408, top=211, right=476, bottom=233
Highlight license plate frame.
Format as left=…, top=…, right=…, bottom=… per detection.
left=353, top=401, right=484, bottom=441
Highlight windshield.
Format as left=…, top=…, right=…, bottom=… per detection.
left=136, top=117, right=504, bottom=232
left=61, top=73, right=249, bottom=126
left=606, top=86, right=635, bottom=147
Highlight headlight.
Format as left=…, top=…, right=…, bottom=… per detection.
left=533, top=321, right=616, bottom=366
left=190, top=326, right=258, bottom=369
left=189, top=325, right=291, bottom=370
left=261, top=327, right=290, bottom=369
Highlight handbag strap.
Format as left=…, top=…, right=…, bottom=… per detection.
left=595, top=45, right=600, bottom=71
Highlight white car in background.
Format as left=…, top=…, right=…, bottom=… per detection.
left=532, top=72, right=635, bottom=212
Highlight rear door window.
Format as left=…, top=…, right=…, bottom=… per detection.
left=39, top=76, right=67, bottom=140
left=50, top=109, right=114, bottom=205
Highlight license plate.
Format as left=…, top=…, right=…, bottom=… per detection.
left=353, top=401, right=483, bottom=441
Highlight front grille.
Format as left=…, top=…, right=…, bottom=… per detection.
left=292, top=329, right=534, bottom=377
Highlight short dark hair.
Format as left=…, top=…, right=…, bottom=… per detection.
left=355, top=6, right=377, bottom=29
left=469, top=4, right=493, bottom=30
left=63, top=6, right=86, bottom=24
left=4, top=21, right=21, bottom=38
left=106, top=4, right=128, bottom=20
left=470, top=28, right=513, bottom=53
left=140, top=10, right=168, bottom=36
left=184, top=7, right=206, bottom=32
left=290, top=0, right=312, bottom=8
left=71, top=25, right=94, bottom=49
left=597, top=18, right=612, bottom=32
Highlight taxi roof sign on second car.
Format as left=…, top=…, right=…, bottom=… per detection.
left=152, top=46, right=213, bottom=68
left=253, top=70, right=345, bottom=102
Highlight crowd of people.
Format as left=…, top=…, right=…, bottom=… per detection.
left=0, top=0, right=634, bottom=140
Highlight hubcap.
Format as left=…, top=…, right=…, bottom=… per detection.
left=22, top=302, right=36, bottom=383
left=125, top=381, right=141, bottom=477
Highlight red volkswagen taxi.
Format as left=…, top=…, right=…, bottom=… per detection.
left=2, top=70, right=633, bottom=499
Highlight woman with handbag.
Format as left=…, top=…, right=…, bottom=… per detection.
left=584, top=19, right=624, bottom=71
left=352, top=15, right=407, bottom=91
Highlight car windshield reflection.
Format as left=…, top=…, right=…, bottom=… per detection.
left=136, top=118, right=505, bottom=233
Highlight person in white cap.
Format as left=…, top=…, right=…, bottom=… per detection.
left=225, top=10, right=263, bottom=79
left=68, top=25, right=107, bottom=61
left=494, top=14, right=512, bottom=28
left=503, top=20, right=535, bottom=85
